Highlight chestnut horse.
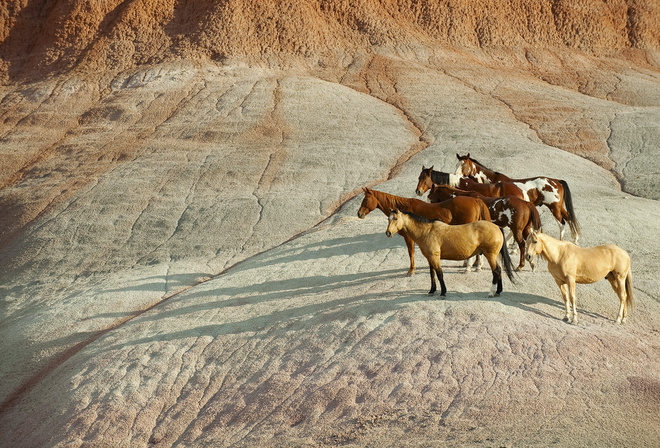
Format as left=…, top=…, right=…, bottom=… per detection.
left=386, top=210, right=516, bottom=297
left=525, top=229, right=632, bottom=324
left=428, top=184, right=542, bottom=271
left=357, top=187, right=491, bottom=276
left=456, top=154, right=580, bottom=243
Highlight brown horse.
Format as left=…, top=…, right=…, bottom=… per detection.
left=386, top=210, right=516, bottom=297
left=456, top=153, right=581, bottom=243
left=525, top=230, right=632, bottom=324
left=429, top=184, right=542, bottom=271
left=416, top=166, right=524, bottom=200
left=357, top=187, right=491, bottom=276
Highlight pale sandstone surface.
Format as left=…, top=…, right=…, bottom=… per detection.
left=1, top=1, right=660, bottom=447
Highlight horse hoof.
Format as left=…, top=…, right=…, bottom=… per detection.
left=407, top=271, right=415, bottom=277
left=562, top=316, right=570, bottom=322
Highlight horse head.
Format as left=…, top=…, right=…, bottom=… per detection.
left=525, top=229, right=542, bottom=263
left=416, top=166, right=434, bottom=196
left=386, top=209, right=403, bottom=237
left=456, top=153, right=475, bottom=177
left=358, top=187, right=378, bottom=219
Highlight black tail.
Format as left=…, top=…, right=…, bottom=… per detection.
left=499, top=228, right=517, bottom=284
left=560, top=180, right=580, bottom=239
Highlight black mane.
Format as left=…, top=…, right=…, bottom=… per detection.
left=399, top=210, right=441, bottom=224
left=429, top=170, right=451, bottom=185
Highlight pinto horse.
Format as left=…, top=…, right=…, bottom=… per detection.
left=456, top=153, right=581, bottom=243
left=428, top=184, right=542, bottom=271
left=357, top=187, right=491, bottom=276
left=386, top=210, right=516, bottom=297
left=525, top=229, right=633, bottom=324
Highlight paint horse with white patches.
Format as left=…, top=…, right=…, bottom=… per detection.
left=427, top=183, right=542, bottom=271
left=456, top=153, right=581, bottom=243
left=525, top=229, right=633, bottom=324
left=386, top=210, right=516, bottom=297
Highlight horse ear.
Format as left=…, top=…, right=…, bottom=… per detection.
left=429, top=165, right=434, bottom=171
left=362, top=187, right=369, bottom=194
left=456, top=153, right=460, bottom=159
left=467, top=152, right=470, bottom=159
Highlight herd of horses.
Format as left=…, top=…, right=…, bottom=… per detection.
left=358, top=153, right=633, bottom=324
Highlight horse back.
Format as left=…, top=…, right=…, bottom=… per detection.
left=563, top=243, right=631, bottom=283
left=433, top=220, right=502, bottom=260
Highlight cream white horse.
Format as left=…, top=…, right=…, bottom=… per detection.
left=525, top=229, right=633, bottom=324
left=386, top=210, right=516, bottom=297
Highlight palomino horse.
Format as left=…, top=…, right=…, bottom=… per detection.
left=386, top=210, right=516, bottom=297
left=428, top=184, right=542, bottom=271
left=525, top=229, right=633, bottom=324
left=357, top=188, right=491, bottom=276
left=456, top=154, right=581, bottom=243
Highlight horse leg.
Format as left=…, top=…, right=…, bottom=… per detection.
left=402, top=232, right=415, bottom=276
left=463, top=256, right=474, bottom=273
left=521, top=226, right=535, bottom=271
left=555, top=279, right=571, bottom=322
left=607, top=272, right=627, bottom=324
left=548, top=204, right=566, bottom=241
left=568, top=277, right=578, bottom=324
left=429, top=262, right=447, bottom=297
left=484, top=252, right=502, bottom=297
left=514, top=228, right=525, bottom=271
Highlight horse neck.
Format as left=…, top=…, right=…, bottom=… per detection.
left=538, top=233, right=563, bottom=264
left=375, top=191, right=408, bottom=215
left=399, top=214, right=433, bottom=241
left=431, top=170, right=460, bottom=188
left=470, top=162, right=501, bottom=183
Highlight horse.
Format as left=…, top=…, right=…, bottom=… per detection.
left=428, top=184, right=542, bottom=271
left=525, top=229, right=633, bottom=324
left=357, top=187, right=491, bottom=276
left=416, top=166, right=519, bottom=199
left=456, top=153, right=581, bottom=243
left=386, top=210, right=516, bottom=297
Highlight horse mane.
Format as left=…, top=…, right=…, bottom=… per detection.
left=398, top=210, right=440, bottom=224
left=371, top=189, right=418, bottom=212
left=463, top=156, right=505, bottom=177
left=429, top=170, right=452, bottom=185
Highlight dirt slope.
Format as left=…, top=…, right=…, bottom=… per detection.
left=1, top=1, right=660, bottom=447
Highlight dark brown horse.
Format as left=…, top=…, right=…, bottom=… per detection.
left=357, top=187, right=491, bottom=276
left=429, top=184, right=542, bottom=270
left=456, top=153, right=581, bottom=242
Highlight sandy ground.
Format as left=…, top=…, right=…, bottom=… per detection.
left=1, top=53, right=660, bottom=447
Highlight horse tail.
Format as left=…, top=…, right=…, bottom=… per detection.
left=560, top=180, right=581, bottom=239
left=480, top=199, right=492, bottom=222
left=625, top=267, right=633, bottom=315
left=528, top=201, right=542, bottom=231
left=498, top=228, right=516, bottom=284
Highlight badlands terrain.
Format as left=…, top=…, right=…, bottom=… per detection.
left=1, top=1, right=660, bottom=447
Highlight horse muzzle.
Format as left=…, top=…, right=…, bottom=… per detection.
left=386, top=230, right=393, bottom=237
left=415, top=188, right=424, bottom=196
left=525, top=254, right=533, bottom=262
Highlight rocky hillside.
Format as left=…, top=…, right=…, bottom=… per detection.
left=2, top=0, right=660, bottom=80
left=1, top=1, right=660, bottom=447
